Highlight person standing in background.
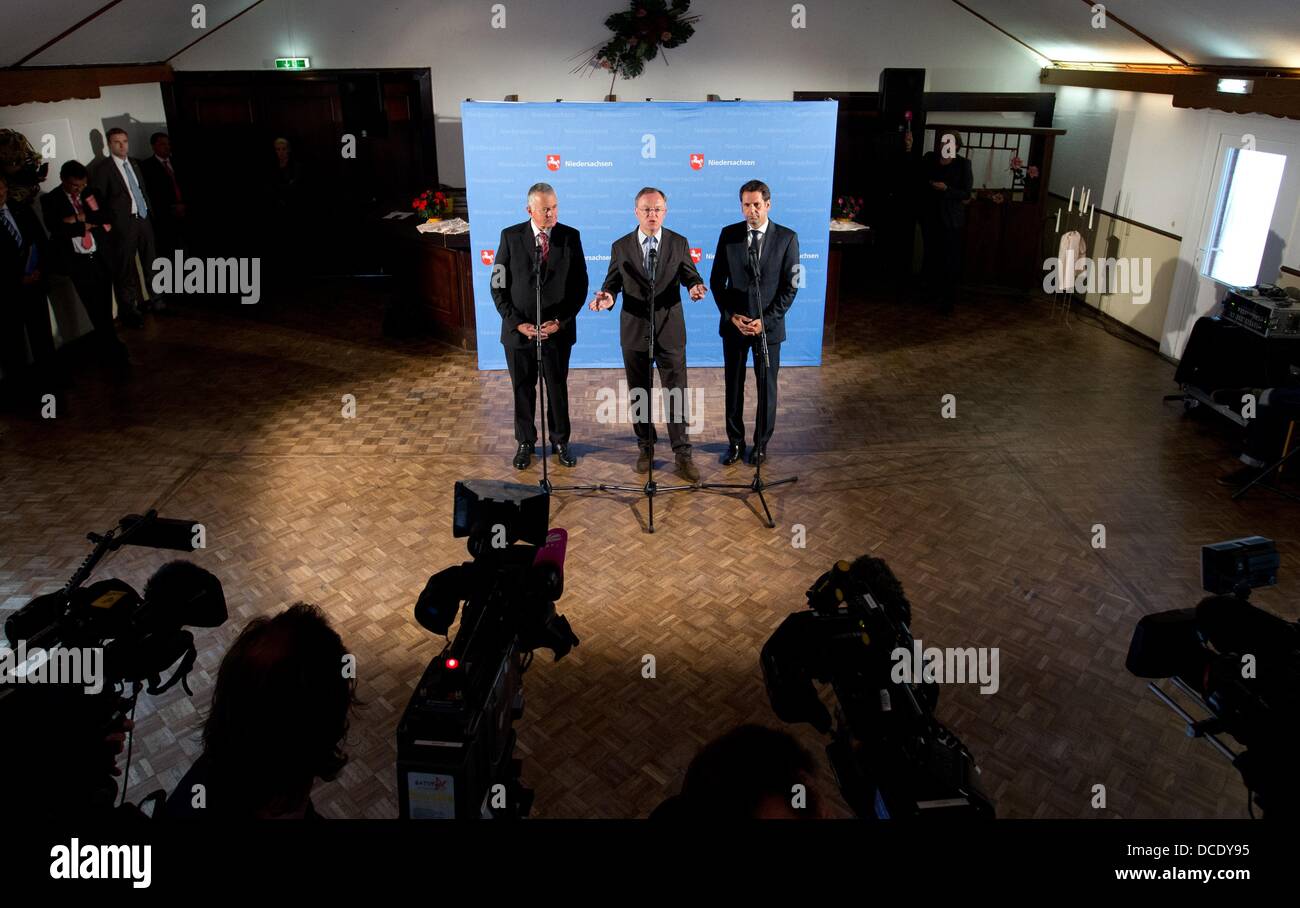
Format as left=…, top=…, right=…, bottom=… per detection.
left=41, top=160, right=128, bottom=369
left=89, top=128, right=158, bottom=325
left=919, top=131, right=973, bottom=314
left=0, top=173, right=54, bottom=407
left=140, top=132, right=186, bottom=269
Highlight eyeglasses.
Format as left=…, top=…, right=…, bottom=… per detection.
left=637, top=207, right=665, bottom=215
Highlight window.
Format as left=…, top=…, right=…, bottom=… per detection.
left=1203, top=148, right=1287, bottom=287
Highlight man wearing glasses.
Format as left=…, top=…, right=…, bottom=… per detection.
left=590, top=187, right=708, bottom=481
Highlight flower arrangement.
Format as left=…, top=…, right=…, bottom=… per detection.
left=413, top=190, right=452, bottom=221
left=1009, top=155, right=1039, bottom=189
left=832, top=195, right=863, bottom=221
left=574, top=0, right=700, bottom=95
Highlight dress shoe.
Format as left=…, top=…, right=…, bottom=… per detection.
left=747, top=446, right=767, bottom=466
left=721, top=443, right=744, bottom=466
left=512, top=443, right=534, bottom=470
left=554, top=443, right=576, bottom=467
left=675, top=452, right=700, bottom=482
left=635, top=446, right=652, bottom=474
left=1217, top=464, right=1264, bottom=487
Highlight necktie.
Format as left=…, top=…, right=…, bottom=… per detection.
left=163, top=158, right=181, bottom=202
left=1, top=207, right=21, bottom=247
left=643, top=234, right=657, bottom=272
left=750, top=229, right=762, bottom=259
left=72, top=195, right=92, bottom=249
left=539, top=229, right=550, bottom=263
left=122, top=159, right=149, bottom=219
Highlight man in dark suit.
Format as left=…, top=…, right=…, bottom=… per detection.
left=490, top=183, right=588, bottom=470
left=139, top=132, right=185, bottom=264
left=41, top=160, right=128, bottom=367
left=89, top=127, right=157, bottom=326
left=0, top=173, right=53, bottom=403
left=709, top=180, right=801, bottom=466
left=590, top=187, right=708, bottom=481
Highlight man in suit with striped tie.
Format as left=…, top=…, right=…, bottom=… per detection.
left=708, top=180, right=801, bottom=467
left=590, top=187, right=708, bottom=481
left=490, top=183, right=589, bottom=470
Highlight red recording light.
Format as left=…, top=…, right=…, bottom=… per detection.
left=445, top=658, right=460, bottom=670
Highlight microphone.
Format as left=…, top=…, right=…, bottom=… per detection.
left=532, top=528, right=568, bottom=600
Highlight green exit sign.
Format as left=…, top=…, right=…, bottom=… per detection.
left=274, top=57, right=310, bottom=70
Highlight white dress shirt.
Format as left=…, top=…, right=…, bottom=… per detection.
left=111, top=155, right=138, bottom=215
left=67, top=191, right=97, bottom=254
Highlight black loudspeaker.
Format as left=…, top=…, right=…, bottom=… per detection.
left=878, top=68, right=926, bottom=137
left=340, top=72, right=387, bottom=139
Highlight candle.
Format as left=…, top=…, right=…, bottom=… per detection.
left=1088, top=203, right=1094, bottom=230
left=1083, top=188, right=1091, bottom=213
left=1055, top=208, right=1061, bottom=231
left=1068, top=186, right=1075, bottom=212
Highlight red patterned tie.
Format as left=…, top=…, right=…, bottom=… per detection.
left=539, top=229, right=550, bottom=263
left=72, top=194, right=92, bottom=249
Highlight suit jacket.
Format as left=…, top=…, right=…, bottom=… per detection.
left=140, top=156, right=181, bottom=209
left=89, top=155, right=154, bottom=229
left=600, top=227, right=704, bottom=351
left=921, top=153, right=974, bottom=229
left=40, top=188, right=111, bottom=274
left=708, top=220, right=800, bottom=345
left=489, top=221, right=588, bottom=348
left=0, top=201, right=47, bottom=290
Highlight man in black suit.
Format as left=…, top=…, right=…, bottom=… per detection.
left=139, top=132, right=185, bottom=264
left=490, top=183, right=588, bottom=470
left=590, top=187, right=708, bottom=482
left=709, top=180, right=801, bottom=466
left=0, top=173, right=53, bottom=403
left=40, top=160, right=128, bottom=367
left=89, top=127, right=157, bottom=326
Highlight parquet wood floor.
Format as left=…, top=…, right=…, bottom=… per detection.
left=1, top=282, right=1294, bottom=818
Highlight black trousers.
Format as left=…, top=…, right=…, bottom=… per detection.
left=64, top=252, right=127, bottom=362
left=505, top=339, right=572, bottom=447
left=723, top=332, right=780, bottom=448
left=622, top=343, right=691, bottom=454
left=107, top=215, right=156, bottom=316
left=921, top=217, right=963, bottom=301
left=0, top=282, right=56, bottom=390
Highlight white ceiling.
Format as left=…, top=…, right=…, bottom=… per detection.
left=6, top=0, right=1299, bottom=69
left=6, top=0, right=260, bottom=67
left=963, top=0, right=1300, bottom=68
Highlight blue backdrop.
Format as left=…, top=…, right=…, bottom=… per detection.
left=461, top=101, right=838, bottom=370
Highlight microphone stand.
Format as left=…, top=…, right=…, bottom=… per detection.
left=602, top=244, right=695, bottom=533
left=700, top=238, right=797, bottom=528
left=532, top=230, right=599, bottom=497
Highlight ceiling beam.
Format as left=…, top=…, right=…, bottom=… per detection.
left=1042, top=67, right=1300, bottom=120
left=948, top=0, right=1053, bottom=63
left=9, top=0, right=128, bottom=68
left=1076, top=0, right=1188, bottom=65
left=0, top=63, right=172, bottom=107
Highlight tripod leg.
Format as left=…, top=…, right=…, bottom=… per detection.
left=755, top=486, right=775, bottom=529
